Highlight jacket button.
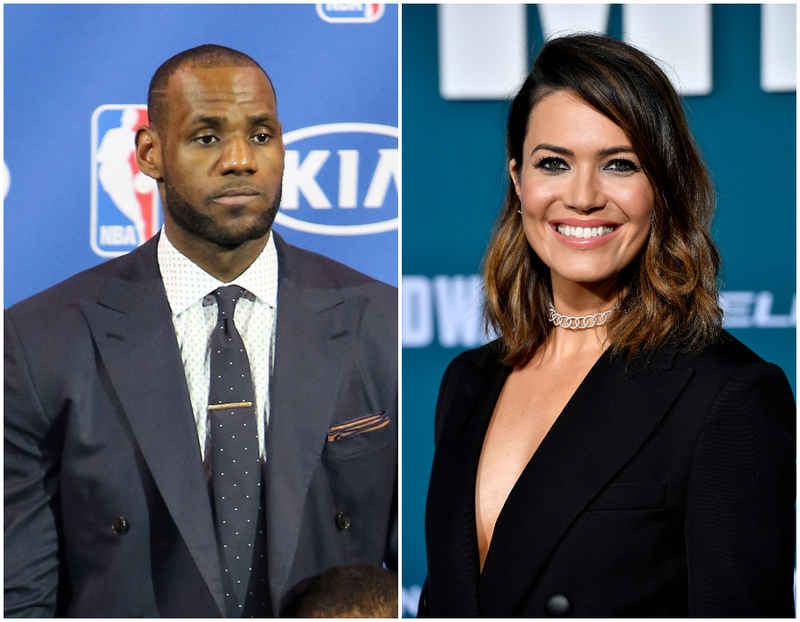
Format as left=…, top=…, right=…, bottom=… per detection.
left=419, top=592, right=428, bottom=615
left=111, top=516, right=129, bottom=535
left=545, top=594, right=571, bottom=617
left=335, top=512, right=351, bottom=530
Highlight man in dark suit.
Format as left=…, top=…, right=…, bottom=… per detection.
left=4, top=44, right=397, bottom=617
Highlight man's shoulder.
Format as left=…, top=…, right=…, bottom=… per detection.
left=274, top=234, right=396, bottom=301
left=7, top=237, right=158, bottom=321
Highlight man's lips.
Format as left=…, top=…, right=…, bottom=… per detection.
left=213, top=187, right=261, bottom=198
left=211, top=187, right=262, bottom=205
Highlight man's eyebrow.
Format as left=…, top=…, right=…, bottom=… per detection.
left=188, top=114, right=225, bottom=128
left=187, top=113, right=278, bottom=128
left=247, top=113, right=279, bottom=126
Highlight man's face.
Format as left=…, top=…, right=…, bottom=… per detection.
left=157, top=64, right=284, bottom=249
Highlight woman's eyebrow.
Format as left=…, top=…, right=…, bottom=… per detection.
left=596, top=146, right=636, bottom=156
left=531, top=144, right=635, bottom=157
left=531, top=143, right=573, bottom=156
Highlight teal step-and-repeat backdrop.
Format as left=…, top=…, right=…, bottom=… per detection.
left=401, top=4, right=795, bottom=616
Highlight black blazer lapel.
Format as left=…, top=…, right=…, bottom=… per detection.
left=80, top=245, right=226, bottom=616
left=426, top=348, right=511, bottom=617
left=265, top=238, right=359, bottom=610
left=479, top=348, right=693, bottom=616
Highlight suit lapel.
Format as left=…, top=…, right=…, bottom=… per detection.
left=426, top=348, right=511, bottom=617
left=265, top=239, right=355, bottom=610
left=80, top=244, right=226, bottom=616
left=478, top=347, right=693, bottom=616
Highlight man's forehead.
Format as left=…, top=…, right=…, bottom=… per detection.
left=162, top=64, right=277, bottom=109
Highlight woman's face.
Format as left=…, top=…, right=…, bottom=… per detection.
left=511, top=90, right=654, bottom=289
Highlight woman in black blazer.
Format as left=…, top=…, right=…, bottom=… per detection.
left=419, top=34, right=795, bottom=617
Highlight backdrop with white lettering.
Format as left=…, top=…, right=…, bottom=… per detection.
left=4, top=3, right=398, bottom=311
left=401, top=4, right=796, bottom=615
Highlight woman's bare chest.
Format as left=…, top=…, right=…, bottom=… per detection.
left=475, top=356, right=600, bottom=570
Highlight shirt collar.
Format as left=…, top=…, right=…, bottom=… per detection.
left=157, top=229, right=279, bottom=316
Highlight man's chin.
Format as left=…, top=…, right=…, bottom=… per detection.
left=203, top=221, right=274, bottom=250
left=162, top=178, right=280, bottom=251
left=167, top=205, right=277, bottom=250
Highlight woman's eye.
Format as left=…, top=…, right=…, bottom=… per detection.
left=605, top=158, right=640, bottom=172
left=251, top=133, right=271, bottom=144
left=535, top=157, right=568, bottom=172
left=194, top=135, right=218, bottom=146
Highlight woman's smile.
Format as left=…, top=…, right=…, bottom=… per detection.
left=554, top=225, right=615, bottom=238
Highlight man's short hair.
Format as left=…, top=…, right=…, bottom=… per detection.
left=292, top=565, right=398, bottom=618
left=147, top=44, right=275, bottom=132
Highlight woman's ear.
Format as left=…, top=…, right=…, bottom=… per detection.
left=509, top=159, right=521, bottom=197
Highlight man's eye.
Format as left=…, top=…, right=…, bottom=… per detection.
left=251, top=133, right=271, bottom=144
left=605, top=158, right=640, bottom=173
left=534, top=156, right=568, bottom=172
left=194, top=135, right=218, bottom=145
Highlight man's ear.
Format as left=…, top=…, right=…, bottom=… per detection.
left=135, top=126, right=163, bottom=181
left=275, top=121, right=285, bottom=155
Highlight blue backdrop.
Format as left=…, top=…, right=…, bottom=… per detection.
left=4, top=3, right=398, bottom=310
left=401, top=4, right=796, bottom=616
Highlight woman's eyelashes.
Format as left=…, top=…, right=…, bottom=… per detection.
left=533, top=156, right=569, bottom=172
left=532, top=156, right=642, bottom=174
left=604, top=158, right=641, bottom=173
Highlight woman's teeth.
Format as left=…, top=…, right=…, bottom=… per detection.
left=556, top=224, right=615, bottom=238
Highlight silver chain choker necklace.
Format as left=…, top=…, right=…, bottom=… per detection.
left=548, top=300, right=618, bottom=330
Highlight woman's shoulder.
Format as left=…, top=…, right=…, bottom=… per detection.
left=674, top=330, right=790, bottom=385
left=438, top=340, right=511, bottom=401
left=433, top=341, right=507, bottom=446
left=672, top=330, right=795, bottom=432
left=442, top=340, right=505, bottom=375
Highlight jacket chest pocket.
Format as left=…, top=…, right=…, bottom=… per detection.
left=324, top=410, right=392, bottom=461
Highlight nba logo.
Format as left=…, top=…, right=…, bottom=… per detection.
left=316, top=4, right=384, bottom=23
left=91, top=104, right=161, bottom=257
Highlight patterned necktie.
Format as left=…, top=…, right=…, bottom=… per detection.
left=208, top=285, right=262, bottom=616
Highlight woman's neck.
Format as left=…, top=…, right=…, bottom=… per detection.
left=549, top=273, right=620, bottom=317
left=539, top=274, right=621, bottom=364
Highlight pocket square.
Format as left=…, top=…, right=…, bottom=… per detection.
left=327, top=410, right=390, bottom=442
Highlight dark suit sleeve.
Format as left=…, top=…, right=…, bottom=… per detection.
left=685, top=360, right=796, bottom=616
left=4, top=311, right=64, bottom=617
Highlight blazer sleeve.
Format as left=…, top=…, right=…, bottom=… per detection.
left=385, top=472, right=398, bottom=573
left=4, top=311, right=64, bottom=617
left=418, top=349, right=477, bottom=617
left=433, top=349, right=474, bottom=448
left=685, top=360, right=796, bottom=616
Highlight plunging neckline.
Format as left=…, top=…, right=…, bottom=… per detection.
left=475, top=346, right=611, bottom=577
left=424, top=341, right=688, bottom=617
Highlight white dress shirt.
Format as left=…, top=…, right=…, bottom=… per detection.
left=157, top=230, right=278, bottom=460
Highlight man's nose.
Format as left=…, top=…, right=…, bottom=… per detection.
left=219, top=135, right=258, bottom=175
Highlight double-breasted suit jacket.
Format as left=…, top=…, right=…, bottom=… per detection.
left=4, top=233, right=397, bottom=617
left=421, top=335, right=795, bottom=617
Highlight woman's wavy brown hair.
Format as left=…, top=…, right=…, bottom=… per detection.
left=484, top=33, right=723, bottom=367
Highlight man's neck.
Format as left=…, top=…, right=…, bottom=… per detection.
left=163, top=226, right=271, bottom=283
